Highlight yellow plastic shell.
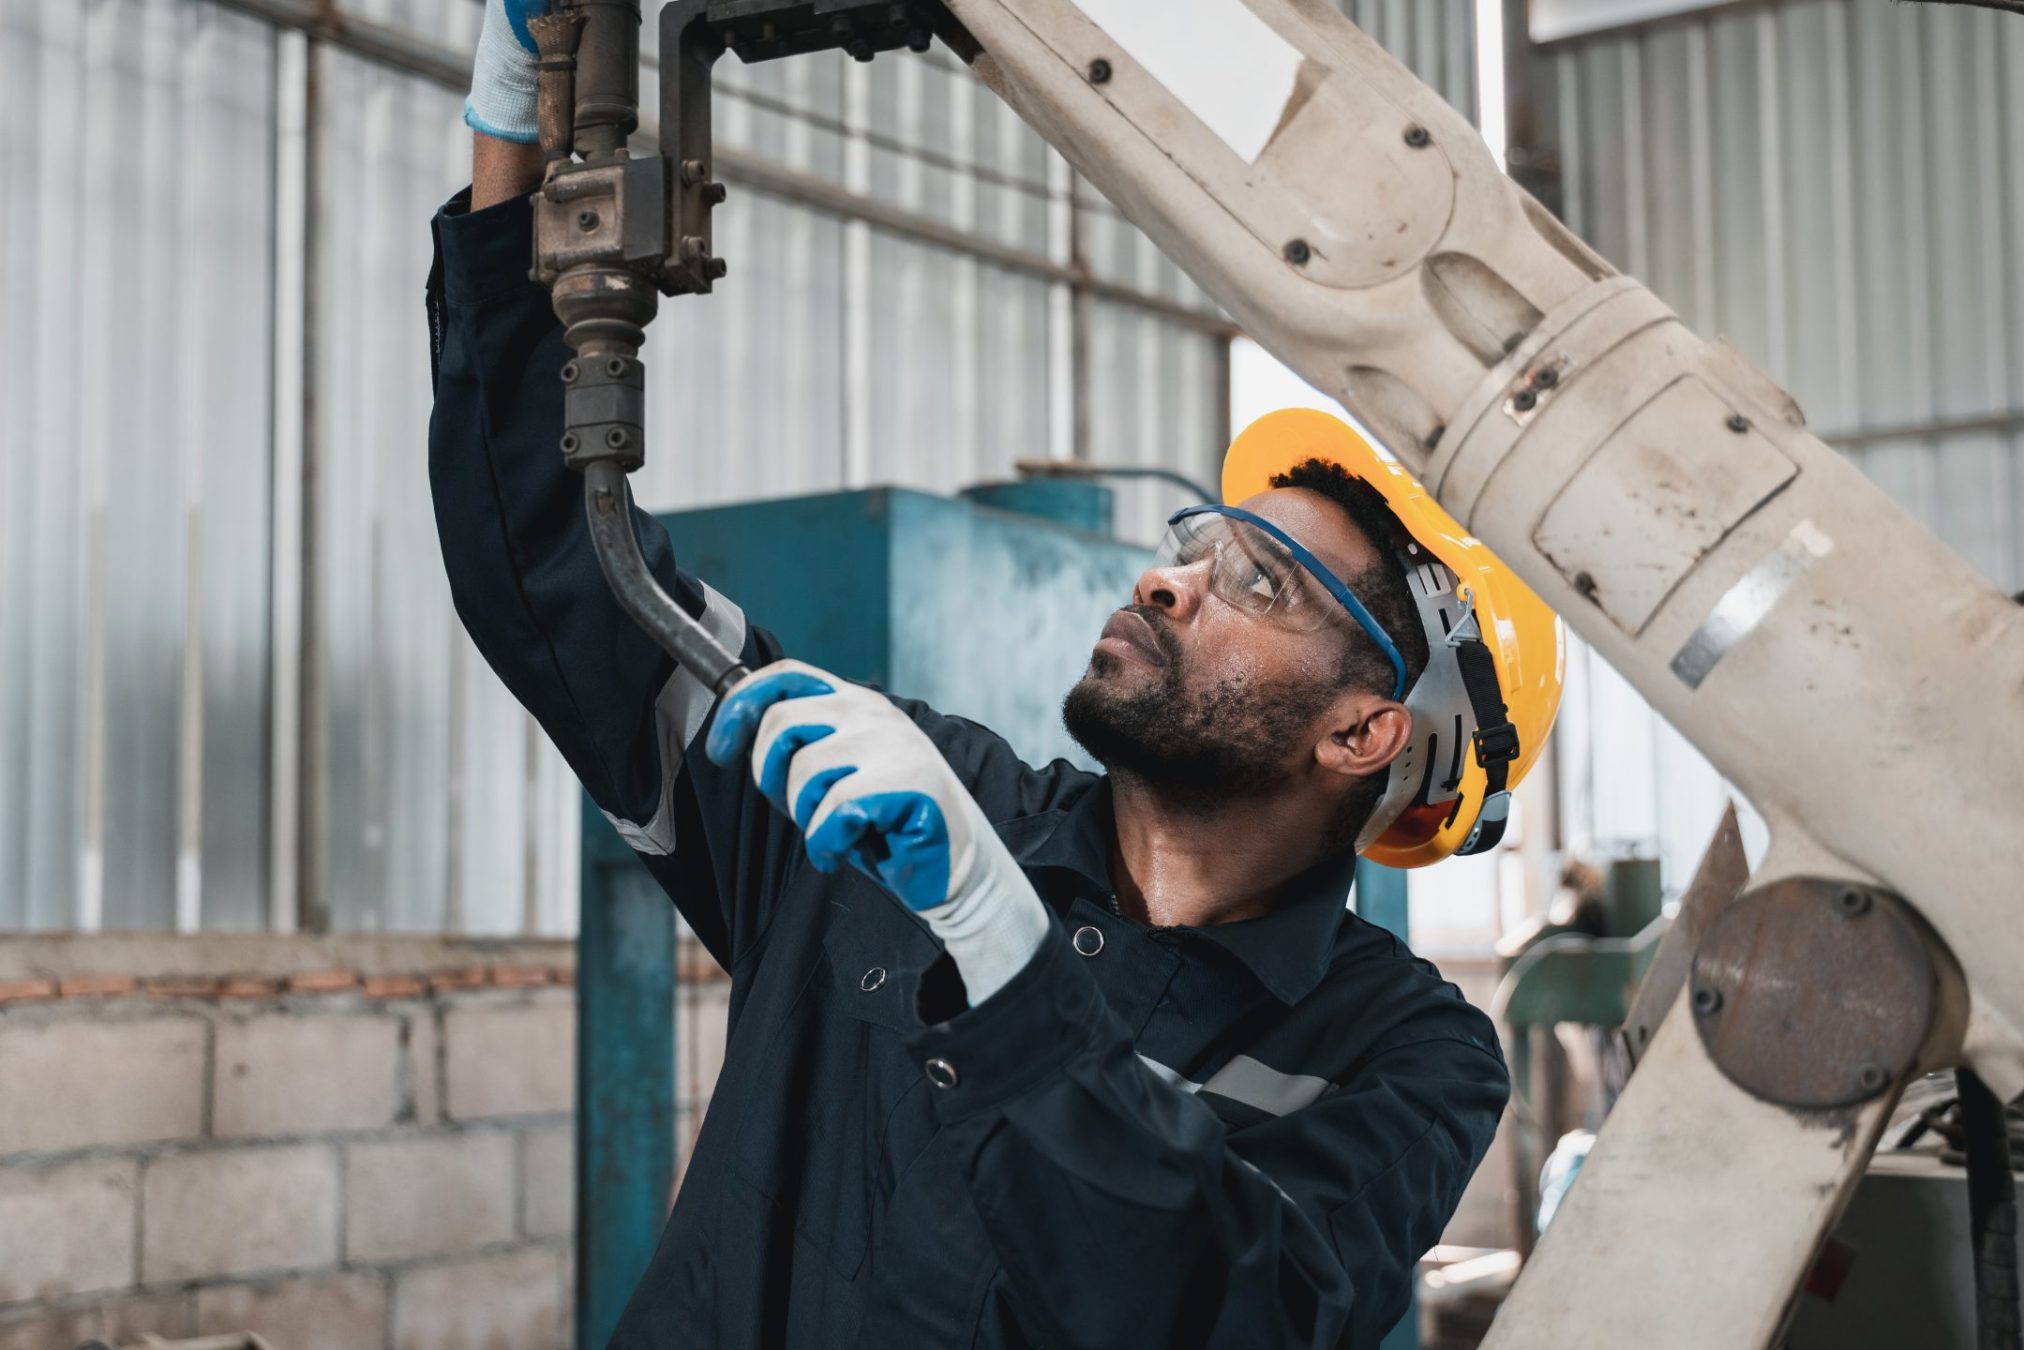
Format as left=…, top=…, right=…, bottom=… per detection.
left=1222, top=408, right=1566, bottom=868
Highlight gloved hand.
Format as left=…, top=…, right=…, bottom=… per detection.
left=706, top=659, right=1051, bottom=1006
left=465, top=0, right=550, bottom=144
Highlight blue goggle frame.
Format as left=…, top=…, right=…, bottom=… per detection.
left=1167, top=504, right=1409, bottom=701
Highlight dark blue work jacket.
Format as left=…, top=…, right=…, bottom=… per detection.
left=426, top=188, right=1509, bottom=1350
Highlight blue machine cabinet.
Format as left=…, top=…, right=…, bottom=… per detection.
left=577, top=487, right=1412, bottom=1346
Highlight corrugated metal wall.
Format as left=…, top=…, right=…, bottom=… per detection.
left=1, top=0, right=1478, bottom=934
left=1537, top=0, right=2023, bottom=881
left=20, top=0, right=1443, bottom=935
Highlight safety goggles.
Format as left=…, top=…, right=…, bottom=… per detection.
left=1156, top=505, right=1408, bottom=699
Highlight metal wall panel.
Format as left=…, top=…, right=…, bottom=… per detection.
left=0, top=0, right=1237, bottom=934
left=0, top=0, right=276, bottom=933
left=1539, top=0, right=2020, bottom=885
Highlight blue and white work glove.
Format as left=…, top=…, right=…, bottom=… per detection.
left=465, top=0, right=550, bottom=144
left=706, top=660, right=1051, bottom=1007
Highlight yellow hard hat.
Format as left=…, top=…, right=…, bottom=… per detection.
left=1222, top=408, right=1565, bottom=867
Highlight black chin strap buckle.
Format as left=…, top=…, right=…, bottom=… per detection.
left=1473, top=721, right=1520, bottom=766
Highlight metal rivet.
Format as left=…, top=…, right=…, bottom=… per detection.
left=1512, top=388, right=1538, bottom=413
left=1691, top=986, right=1723, bottom=1016
left=859, top=966, right=887, bottom=993
left=1404, top=124, right=1432, bottom=149
left=576, top=209, right=600, bottom=231
left=1072, top=926, right=1105, bottom=957
left=1283, top=238, right=1311, bottom=266
left=1856, top=1063, right=1889, bottom=1094
left=925, top=1057, right=959, bottom=1088
left=1088, top=57, right=1112, bottom=84
left=1726, top=413, right=1750, bottom=434
left=1836, top=888, right=1871, bottom=917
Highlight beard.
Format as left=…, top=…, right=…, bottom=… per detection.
left=1061, top=611, right=1343, bottom=807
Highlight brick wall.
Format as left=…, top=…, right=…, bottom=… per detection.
left=0, top=936, right=603, bottom=1350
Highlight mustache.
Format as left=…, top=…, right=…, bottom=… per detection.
left=1124, top=604, right=1183, bottom=666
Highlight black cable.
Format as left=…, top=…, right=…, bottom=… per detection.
left=1958, top=1068, right=2021, bottom=1350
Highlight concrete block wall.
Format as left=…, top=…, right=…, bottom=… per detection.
left=0, top=936, right=604, bottom=1350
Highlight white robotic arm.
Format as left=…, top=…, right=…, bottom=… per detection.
left=929, top=1, right=2024, bottom=1344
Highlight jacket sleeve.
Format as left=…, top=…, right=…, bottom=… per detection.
left=425, top=188, right=1088, bottom=968
left=906, top=925, right=1509, bottom=1350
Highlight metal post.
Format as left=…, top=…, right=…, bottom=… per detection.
left=576, top=799, right=675, bottom=1349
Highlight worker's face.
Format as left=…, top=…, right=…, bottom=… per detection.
left=1063, top=488, right=1404, bottom=802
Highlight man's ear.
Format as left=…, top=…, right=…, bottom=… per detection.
left=1314, top=695, right=1413, bottom=782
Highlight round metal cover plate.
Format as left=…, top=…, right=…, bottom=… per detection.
left=1689, top=879, right=1935, bottom=1111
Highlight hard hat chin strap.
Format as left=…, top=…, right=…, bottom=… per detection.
left=1447, top=602, right=1521, bottom=856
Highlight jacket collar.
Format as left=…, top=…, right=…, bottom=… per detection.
left=998, top=779, right=1355, bottom=1005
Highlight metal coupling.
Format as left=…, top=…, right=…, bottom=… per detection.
left=560, top=353, right=647, bottom=472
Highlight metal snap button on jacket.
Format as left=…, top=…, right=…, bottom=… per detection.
left=1072, top=925, right=1105, bottom=957
left=860, top=966, right=887, bottom=992
left=925, top=1057, right=959, bottom=1088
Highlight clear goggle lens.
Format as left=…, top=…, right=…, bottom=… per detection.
left=1151, top=512, right=1335, bottom=632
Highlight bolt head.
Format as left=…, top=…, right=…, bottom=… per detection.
left=606, top=428, right=629, bottom=448
left=560, top=433, right=579, bottom=453
left=605, top=358, right=627, bottom=378
left=1726, top=413, right=1751, bottom=434
left=576, top=209, right=600, bottom=231
left=1533, top=366, right=1559, bottom=389
left=1404, top=125, right=1432, bottom=149
left=1691, top=986, right=1723, bottom=1016
left=560, top=360, right=580, bottom=384
left=680, top=158, right=707, bottom=186
left=1283, top=238, right=1312, bottom=266
left=1088, top=57, right=1112, bottom=84
left=1836, top=888, right=1872, bottom=917
left=1512, top=388, right=1538, bottom=412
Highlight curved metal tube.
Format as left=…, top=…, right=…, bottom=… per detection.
left=582, top=461, right=751, bottom=694
left=1013, top=458, right=1218, bottom=504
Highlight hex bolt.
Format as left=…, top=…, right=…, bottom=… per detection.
left=1836, top=887, right=1872, bottom=917
left=1533, top=367, right=1559, bottom=389
left=560, top=360, right=580, bottom=384
left=1856, top=1063, right=1889, bottom=1094
left=1404, top=125, right=1432, bottom=149
left=1512, top=388, right=1538, bottom=413
left=1088, top=58, right=1113, bottom=84
left=606, top=428, right=629, bottom=449
left=605, top=358, right=627, bottom=379
left=1691, top=986, right=1723, bottom=1016
left=1283, top=238, right=1312, bottom=266
left=577, top=209, right=600, bottom=232
left=1726, top=413, right=1750, bottom=434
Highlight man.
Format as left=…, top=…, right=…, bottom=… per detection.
left=432, top=5, right=1546, bottom=1344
